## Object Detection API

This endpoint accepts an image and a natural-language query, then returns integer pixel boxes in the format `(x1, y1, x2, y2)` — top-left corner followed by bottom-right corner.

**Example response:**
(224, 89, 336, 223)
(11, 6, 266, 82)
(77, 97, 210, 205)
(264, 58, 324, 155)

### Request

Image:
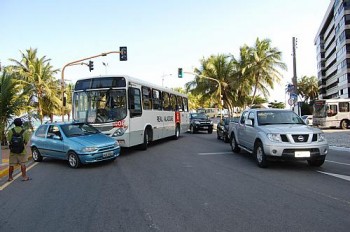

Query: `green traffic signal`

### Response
(178, 68, 183, 78)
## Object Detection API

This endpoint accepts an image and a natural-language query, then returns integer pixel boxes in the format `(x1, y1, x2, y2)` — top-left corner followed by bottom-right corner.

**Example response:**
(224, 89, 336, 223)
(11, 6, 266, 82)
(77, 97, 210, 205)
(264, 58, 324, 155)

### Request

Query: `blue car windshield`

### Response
(61, 123, 100, 137)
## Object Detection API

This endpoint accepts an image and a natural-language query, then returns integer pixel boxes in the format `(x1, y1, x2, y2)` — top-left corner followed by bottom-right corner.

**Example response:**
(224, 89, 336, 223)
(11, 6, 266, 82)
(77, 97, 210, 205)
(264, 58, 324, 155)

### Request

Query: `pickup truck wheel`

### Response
(230, 134, 240, 153)
(224, 135, 229, 143)
(217, 132, 221, 140)
(255, 142, 268, 168)
(307, 157, 325, 167)
(208, 128, 213, 134)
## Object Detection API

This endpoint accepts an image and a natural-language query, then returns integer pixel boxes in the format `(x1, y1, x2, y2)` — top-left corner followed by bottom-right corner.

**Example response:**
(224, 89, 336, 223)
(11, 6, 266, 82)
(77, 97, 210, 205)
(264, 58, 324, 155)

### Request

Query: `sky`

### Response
(0, 0, 331, 105)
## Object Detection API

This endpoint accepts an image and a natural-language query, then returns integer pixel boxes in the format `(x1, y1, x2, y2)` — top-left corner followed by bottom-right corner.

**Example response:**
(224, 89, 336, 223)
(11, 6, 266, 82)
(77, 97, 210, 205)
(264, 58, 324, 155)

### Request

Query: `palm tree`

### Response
(185, 54, 237, 114)
(230, 45, 254, 109)
(248, 38, 287, 106)
(9, 48, 60, 124)
(0, 69, 29, 145)
(297, 75, 318, 102)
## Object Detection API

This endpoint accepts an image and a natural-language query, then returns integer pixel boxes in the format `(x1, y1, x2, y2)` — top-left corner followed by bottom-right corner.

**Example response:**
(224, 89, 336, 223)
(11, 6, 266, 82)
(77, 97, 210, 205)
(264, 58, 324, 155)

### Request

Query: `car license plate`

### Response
(295, 151, 310, 158)
(103, 151, 114, 158)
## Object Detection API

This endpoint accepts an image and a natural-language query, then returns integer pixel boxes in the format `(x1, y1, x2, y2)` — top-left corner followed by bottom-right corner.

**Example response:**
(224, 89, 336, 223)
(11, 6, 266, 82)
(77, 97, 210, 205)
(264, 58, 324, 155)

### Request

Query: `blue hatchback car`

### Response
(30, 122, 120, 168)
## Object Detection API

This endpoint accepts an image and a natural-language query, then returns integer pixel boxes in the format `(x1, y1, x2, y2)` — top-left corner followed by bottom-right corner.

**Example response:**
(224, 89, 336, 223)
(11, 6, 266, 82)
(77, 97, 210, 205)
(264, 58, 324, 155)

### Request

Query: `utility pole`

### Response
(292, 37, 298, 95)
(291, 37, 300, 115)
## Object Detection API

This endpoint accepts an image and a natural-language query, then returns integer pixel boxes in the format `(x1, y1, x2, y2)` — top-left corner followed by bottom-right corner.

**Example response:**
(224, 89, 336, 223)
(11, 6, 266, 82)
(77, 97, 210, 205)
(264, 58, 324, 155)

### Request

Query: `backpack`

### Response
(9, 128, 25, 154)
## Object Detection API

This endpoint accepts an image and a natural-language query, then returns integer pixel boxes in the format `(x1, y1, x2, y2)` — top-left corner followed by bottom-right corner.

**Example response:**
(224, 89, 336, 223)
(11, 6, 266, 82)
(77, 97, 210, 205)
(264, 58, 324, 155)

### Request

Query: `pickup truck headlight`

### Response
(210, 121, 213, 125)
(318, 133, 326, 142)
(194, 121, 200, 124)
(267, 133, 282, 142)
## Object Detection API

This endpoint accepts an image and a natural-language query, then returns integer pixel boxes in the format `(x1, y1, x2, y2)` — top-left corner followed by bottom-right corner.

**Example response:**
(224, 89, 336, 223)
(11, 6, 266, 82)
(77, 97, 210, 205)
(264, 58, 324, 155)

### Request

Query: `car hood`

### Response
(261, 124, 322, 134)
(69, 134, 115, 147)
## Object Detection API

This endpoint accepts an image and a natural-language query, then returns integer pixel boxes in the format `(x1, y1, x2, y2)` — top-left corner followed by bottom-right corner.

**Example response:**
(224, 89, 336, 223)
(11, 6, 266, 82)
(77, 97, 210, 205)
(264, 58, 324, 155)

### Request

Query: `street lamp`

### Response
(61, 50, 124, 122)
(161, 73, 172, 87)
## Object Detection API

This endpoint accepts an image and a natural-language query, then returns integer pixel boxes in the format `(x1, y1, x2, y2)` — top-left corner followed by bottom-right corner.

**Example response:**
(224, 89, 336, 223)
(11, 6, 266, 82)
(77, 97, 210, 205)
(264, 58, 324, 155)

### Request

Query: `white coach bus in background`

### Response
(313, 98, 350, 129)
(72, 75, 190, 150)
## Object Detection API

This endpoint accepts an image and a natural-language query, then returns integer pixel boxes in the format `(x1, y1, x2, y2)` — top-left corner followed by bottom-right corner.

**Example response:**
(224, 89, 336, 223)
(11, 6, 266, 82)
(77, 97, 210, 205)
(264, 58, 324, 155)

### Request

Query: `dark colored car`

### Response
(217, 117, 239, 142)
(30, 122, 120, 168)
(189, 113, 213, 134)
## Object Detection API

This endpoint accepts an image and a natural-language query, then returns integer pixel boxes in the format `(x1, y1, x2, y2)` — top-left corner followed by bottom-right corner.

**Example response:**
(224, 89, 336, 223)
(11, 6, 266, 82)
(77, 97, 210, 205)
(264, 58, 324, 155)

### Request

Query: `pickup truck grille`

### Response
(280, 134, 318, 143)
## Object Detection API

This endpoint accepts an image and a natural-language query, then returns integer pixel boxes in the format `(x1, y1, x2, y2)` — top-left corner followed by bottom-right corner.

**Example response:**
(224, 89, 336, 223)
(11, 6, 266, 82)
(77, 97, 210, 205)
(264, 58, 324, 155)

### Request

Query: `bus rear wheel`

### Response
(173, 125, 180, 140)
(139, 129, 150, 150)
(340, 120, 349, 129)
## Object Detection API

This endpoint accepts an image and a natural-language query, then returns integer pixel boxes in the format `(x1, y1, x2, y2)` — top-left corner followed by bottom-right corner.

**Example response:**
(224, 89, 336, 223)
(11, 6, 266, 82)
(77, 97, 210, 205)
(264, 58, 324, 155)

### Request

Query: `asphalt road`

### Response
(0, 132, 349, 232)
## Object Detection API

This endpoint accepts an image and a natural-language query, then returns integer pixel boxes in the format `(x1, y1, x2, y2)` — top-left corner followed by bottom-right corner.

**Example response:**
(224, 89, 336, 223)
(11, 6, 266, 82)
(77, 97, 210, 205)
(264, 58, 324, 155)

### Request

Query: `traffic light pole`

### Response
(184, 71, 223, 120)
(61, 50, 122, 122)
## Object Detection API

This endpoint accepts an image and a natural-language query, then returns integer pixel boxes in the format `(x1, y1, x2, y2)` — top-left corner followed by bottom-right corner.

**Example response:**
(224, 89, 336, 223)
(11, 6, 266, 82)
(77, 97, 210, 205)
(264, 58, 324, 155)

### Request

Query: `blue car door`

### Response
(46, 125, 65, 159)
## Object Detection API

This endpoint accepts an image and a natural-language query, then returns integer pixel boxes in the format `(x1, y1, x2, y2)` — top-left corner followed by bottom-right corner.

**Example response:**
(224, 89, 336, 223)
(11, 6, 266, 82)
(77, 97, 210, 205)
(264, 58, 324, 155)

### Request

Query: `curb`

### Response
(0, 158, 33, 180)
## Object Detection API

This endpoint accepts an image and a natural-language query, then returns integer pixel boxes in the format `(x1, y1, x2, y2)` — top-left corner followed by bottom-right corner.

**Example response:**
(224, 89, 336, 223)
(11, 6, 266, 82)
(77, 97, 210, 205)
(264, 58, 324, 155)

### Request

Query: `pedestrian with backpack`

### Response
(7, 118, 31, 182)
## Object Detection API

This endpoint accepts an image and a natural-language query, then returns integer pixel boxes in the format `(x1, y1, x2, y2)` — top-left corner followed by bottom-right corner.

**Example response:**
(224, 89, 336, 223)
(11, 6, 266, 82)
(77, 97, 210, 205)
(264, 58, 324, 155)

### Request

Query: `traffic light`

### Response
(178, 68, 183, 78)
(88, 60, 94, 72)
(120, 46, 127, 61)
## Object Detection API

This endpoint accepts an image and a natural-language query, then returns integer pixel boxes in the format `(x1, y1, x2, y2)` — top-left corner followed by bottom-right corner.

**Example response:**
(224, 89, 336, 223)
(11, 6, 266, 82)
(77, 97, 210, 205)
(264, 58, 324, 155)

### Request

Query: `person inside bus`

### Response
(327, 107, 336, 117)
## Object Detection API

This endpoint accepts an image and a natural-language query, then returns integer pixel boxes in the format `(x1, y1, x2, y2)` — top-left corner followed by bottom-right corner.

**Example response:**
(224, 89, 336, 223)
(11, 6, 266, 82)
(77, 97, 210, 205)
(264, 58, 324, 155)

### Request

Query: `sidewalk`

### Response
(0, 145, 32, 179)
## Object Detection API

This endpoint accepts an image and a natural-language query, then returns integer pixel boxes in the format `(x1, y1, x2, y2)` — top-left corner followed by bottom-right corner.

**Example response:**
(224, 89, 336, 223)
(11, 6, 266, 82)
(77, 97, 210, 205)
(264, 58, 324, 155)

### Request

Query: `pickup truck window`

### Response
(240, 111, 248, 124)
(257, 111, 304, 125)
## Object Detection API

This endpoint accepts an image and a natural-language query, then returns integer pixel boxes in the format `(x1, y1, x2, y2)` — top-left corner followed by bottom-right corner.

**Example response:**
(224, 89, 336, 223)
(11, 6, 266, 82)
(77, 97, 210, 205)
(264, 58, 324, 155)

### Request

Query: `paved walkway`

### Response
(0, 145, 32, 180)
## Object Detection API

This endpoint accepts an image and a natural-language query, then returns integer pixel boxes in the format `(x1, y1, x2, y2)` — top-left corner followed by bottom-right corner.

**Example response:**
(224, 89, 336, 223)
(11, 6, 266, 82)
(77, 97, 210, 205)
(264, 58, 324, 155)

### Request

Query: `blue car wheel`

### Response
(68, 152, 81, 168)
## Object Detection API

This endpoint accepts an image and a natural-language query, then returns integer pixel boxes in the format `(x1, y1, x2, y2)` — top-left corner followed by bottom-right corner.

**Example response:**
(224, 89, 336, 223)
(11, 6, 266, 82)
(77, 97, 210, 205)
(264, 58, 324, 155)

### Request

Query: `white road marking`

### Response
(317, 171, 350, 182)
(0, 162, 38, 191)
(198, 152, 233, 155)
(325, 160, 350, 166)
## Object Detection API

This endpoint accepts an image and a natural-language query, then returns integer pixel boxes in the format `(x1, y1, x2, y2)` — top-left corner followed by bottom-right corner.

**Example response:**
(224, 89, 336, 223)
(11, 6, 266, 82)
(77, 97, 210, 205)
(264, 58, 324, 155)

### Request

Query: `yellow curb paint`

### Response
(0, 162, 38, 191)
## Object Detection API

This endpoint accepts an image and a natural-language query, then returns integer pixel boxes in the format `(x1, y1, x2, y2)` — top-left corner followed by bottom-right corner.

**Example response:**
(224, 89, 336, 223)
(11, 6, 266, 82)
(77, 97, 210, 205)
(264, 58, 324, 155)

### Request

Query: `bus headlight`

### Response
(114, 141, 120, 147)
(113, 128, 127, 137)
(318, 133, 326, 142)
(267, 133, 282, 142)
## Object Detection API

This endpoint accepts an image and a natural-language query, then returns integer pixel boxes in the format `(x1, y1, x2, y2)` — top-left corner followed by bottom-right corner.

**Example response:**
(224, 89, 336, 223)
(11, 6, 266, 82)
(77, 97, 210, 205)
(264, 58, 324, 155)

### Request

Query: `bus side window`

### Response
(183, 98, 189, 112)
(177, 96, 183, 111)
(170, 94, 176, 111)
(327, 105, 337, 117)
(152, 89, 162, 110)
(162, 92, 170, 111)
(128, 87, 142, 117)
(142, 86, 152, 110)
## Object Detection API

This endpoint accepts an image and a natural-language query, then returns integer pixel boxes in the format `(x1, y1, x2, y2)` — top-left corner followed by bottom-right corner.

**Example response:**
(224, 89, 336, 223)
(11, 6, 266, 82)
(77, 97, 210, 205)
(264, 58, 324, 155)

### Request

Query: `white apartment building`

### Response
(315, 0, 350, 99)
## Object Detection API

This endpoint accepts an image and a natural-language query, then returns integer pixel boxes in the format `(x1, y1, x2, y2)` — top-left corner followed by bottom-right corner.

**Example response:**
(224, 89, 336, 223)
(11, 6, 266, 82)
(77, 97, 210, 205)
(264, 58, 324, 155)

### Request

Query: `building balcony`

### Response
(324, 30, 335, 49)
(325, 52, 337, 67)
(325, 64, 338, 77)
(324, 18, 334, 40)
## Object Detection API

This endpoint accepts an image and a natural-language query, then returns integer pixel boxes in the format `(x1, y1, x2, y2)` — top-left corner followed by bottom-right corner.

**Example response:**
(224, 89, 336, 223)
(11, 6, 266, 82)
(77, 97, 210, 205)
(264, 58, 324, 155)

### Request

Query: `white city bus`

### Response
(313, 98, 350, 129)
(72, 75, 190, 149)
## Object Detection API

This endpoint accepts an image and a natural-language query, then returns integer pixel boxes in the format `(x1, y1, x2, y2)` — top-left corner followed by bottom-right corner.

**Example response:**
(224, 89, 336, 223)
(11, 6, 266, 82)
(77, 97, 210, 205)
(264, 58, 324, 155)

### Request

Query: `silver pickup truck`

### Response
(228, 109, 329, 168)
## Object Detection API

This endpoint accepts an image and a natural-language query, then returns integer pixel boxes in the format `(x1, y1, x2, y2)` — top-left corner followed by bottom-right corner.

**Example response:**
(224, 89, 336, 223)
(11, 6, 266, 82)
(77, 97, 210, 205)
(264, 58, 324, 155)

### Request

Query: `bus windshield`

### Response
(313, 100, 327, 118)
(73, 89, 127, 123)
